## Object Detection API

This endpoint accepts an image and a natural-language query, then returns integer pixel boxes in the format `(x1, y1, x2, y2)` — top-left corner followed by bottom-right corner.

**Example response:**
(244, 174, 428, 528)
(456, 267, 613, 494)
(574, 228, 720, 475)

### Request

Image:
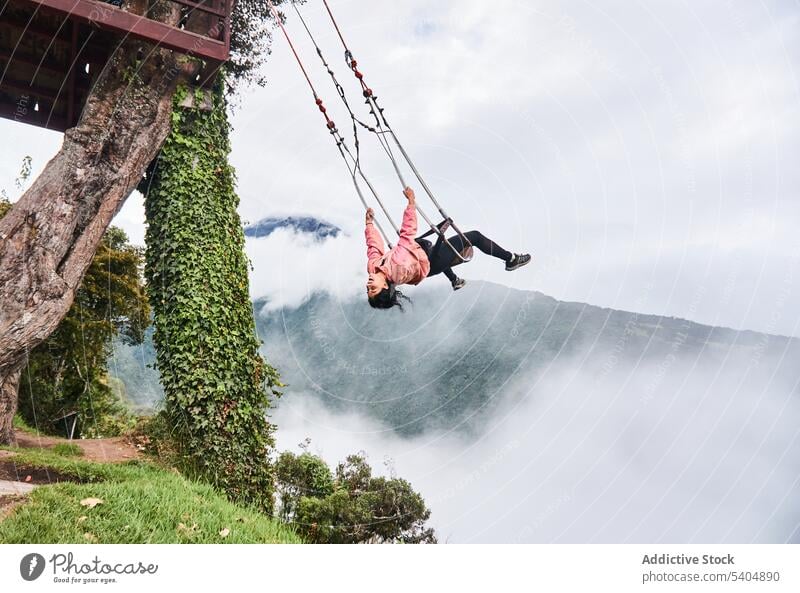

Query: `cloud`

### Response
(273, 345, 800, 543)
(246, 227, 365, 310)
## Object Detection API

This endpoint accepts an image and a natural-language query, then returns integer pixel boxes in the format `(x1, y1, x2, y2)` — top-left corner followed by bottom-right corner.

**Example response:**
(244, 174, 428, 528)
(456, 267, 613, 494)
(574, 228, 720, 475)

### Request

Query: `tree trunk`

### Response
(0, 4, 195, 444)
(0, 366, 22, 444)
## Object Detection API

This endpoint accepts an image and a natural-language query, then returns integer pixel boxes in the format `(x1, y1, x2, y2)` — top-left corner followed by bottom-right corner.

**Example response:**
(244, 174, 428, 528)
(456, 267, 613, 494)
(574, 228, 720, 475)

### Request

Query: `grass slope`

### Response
(0, 448, 300, 544)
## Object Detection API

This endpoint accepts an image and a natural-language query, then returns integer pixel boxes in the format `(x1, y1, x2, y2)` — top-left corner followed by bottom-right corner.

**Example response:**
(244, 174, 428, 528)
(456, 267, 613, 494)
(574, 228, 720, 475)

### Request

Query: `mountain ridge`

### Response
(110, 281, 800, 437)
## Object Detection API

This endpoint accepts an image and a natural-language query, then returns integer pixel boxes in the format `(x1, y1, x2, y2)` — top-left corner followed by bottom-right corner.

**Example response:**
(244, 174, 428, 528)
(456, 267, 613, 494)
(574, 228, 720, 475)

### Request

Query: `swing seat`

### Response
(417, 240, 472, 268)
(417, 219, 474, 267)
(418, 217, 474, 266)
(450, 245, 474, 267)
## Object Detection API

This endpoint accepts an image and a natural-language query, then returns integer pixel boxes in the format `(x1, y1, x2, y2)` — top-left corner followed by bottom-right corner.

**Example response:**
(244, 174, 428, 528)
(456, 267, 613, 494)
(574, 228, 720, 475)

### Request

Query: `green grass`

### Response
(12, 414, 37, 433)
(0, 449, 301, 544)
(51, 443, 83, 457)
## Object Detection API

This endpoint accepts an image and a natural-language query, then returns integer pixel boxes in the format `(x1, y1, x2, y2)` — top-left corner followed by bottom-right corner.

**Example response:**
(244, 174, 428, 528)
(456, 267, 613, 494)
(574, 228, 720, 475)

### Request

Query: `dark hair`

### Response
(368, 283, 410, 310)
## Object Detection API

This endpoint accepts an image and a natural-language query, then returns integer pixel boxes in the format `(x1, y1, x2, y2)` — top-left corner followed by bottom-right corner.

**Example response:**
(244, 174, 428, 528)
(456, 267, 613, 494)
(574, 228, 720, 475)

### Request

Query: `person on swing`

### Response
(366, 187, 531, 309)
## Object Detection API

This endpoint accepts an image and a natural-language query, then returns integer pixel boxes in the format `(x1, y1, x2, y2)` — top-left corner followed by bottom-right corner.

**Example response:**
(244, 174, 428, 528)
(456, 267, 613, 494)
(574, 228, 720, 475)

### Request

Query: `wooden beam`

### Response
(0, 48, 67, 76)
(67, 20, 78, 125)
(0, 67, 92, 95)
(171, 0, 226, 19)
(223, 0, 231, 48)
(0, 96, 69, 131)
(0, 45, 101, 79)
(1, 79, 61, 102)
(1, 13, 111, 60)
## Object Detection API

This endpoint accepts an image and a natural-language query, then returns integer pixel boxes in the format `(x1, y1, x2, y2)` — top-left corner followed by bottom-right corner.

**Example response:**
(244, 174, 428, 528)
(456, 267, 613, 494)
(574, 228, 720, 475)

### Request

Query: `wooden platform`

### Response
(0, 0, 231, 132)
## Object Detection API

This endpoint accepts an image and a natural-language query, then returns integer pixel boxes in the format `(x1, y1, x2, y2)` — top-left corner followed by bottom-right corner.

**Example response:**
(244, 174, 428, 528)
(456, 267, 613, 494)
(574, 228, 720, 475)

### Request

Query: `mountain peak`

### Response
(244, 216, 341, 240)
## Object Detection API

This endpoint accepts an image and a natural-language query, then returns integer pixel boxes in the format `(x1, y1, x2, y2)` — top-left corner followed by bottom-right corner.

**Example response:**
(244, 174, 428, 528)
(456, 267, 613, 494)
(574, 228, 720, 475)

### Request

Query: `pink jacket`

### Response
(366, 203, 430, 285)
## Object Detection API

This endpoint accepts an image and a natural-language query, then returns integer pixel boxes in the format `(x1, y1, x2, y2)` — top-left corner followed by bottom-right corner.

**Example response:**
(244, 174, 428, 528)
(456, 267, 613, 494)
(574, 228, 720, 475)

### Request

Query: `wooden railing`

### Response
(27, 0, 233, 62)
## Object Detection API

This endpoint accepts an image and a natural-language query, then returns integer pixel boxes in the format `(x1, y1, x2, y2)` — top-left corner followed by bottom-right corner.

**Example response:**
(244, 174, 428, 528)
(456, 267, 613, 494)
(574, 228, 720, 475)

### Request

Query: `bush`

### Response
(13, 227, 148, 438)
(275, 449, 436, 544)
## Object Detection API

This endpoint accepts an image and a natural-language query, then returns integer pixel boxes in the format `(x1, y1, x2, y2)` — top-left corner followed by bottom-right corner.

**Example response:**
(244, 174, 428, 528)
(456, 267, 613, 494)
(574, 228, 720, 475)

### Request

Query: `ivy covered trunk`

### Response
(0, 1, 190, 445)
(144, 77, 280, 513)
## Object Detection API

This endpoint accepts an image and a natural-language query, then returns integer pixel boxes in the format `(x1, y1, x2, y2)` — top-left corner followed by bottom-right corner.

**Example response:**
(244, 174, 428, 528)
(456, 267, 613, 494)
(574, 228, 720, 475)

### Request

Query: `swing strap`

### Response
(265, 0, 396, 246)
(288, 2, 462, 257)
(419, 217, 452, 240)
(290, 3, 378, 142)
(417, 224, 474, 269)
(319, 0, 472, 264)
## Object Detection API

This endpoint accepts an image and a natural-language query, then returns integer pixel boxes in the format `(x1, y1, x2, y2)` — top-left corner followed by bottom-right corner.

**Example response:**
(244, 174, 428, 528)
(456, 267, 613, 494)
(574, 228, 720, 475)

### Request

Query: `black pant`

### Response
(416, 230, 512, 283)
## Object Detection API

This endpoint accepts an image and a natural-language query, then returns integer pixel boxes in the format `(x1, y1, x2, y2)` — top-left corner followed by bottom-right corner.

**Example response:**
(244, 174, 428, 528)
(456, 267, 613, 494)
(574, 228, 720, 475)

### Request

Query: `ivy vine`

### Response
(143, 74, 281, 513)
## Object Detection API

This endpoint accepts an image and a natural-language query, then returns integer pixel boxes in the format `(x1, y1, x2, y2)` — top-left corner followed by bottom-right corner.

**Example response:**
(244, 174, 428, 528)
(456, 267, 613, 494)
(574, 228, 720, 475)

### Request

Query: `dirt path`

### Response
(0, 431, 142, 522)
(13, 429, 141, 463)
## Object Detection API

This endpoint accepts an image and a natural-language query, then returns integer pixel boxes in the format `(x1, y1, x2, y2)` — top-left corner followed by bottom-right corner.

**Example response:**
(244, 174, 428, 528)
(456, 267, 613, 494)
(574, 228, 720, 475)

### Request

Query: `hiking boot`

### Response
(505, 253, 531, 271)
(452, 277, 466, 291)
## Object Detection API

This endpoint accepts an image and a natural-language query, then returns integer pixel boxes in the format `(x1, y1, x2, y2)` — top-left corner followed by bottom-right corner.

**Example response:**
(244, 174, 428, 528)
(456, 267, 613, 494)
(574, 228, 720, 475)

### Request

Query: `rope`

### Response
(291, 3, 375, 138)
(336, 132, 397, 242)
(318, 0, 472, 263)
(265, 0, 396, 244)
(266, 0, 334, 130)
(291, 3, 406, 191)
(321, 0, 351, 52)
(288, 3, 405, 240)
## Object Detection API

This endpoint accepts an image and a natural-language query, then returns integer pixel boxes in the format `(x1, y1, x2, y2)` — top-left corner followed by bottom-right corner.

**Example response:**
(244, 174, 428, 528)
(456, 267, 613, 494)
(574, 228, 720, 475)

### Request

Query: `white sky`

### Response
(2, 0, 798, 337)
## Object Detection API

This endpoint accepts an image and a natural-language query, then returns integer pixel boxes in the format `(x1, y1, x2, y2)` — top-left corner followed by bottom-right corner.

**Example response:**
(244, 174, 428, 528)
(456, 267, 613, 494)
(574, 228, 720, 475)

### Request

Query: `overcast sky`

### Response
(2, 0, 798, 337)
